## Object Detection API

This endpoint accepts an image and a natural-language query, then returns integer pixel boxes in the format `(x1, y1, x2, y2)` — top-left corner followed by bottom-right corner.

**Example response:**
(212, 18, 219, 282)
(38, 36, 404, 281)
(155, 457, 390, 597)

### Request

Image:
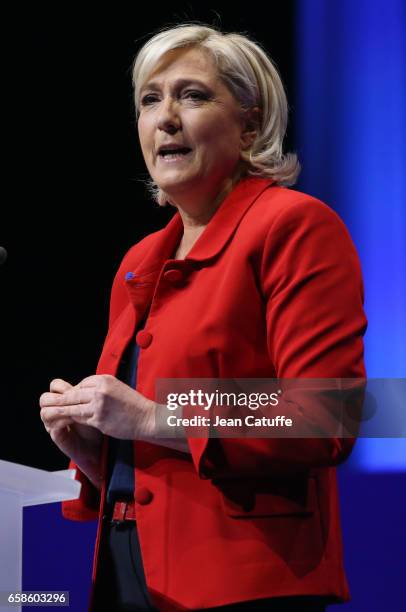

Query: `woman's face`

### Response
(138, 47, 249, 205)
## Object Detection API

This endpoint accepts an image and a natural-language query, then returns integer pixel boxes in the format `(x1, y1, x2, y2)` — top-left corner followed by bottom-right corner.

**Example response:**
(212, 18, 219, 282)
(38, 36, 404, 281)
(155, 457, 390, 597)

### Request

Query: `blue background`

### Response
(297, 2, 406, 609)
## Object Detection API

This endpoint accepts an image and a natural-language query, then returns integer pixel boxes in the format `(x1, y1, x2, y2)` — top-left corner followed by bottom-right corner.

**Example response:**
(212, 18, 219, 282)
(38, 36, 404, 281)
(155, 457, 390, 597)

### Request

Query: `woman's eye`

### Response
(183, 90, 208, 101)
(140, 94, 159, 106)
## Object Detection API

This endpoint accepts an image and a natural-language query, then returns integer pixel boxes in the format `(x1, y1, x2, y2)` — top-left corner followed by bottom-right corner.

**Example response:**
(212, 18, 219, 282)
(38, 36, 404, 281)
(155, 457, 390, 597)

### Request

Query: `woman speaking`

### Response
(40, 24, 367, 612)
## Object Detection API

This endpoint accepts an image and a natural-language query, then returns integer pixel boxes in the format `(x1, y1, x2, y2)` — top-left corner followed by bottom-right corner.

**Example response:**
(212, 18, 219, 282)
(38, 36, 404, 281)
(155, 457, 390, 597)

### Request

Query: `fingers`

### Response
(41, 375, 115, 437)
(40, 388, 94, 409)
(60, 404, 95, 422)
(49, 378, 73, 393)
(46, 417, 74, 433)
(40, 406, 74, 434)
(41, 404, 94, 425)
(39, 406, 73, 425)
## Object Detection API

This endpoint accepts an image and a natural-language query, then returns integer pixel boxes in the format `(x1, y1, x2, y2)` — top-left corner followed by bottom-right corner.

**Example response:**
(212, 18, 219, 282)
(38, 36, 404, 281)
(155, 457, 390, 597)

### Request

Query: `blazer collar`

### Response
(187, 177, 274, 261)
(133, 177, 274, 275)
(124, 177, 274, 319)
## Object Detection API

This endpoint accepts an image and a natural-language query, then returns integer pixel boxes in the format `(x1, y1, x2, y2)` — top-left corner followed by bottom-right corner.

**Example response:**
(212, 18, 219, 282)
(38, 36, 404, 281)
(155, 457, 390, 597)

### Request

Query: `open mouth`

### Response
(158, 147, 192, 160)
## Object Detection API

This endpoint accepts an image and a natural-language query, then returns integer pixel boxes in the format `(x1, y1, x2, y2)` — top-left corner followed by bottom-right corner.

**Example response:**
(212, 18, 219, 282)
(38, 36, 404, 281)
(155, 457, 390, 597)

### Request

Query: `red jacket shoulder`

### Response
(254, 185, 349, 231)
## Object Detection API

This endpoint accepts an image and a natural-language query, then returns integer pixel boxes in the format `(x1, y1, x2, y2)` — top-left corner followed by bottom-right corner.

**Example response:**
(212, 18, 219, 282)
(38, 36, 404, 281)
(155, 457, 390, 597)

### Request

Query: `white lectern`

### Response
(0, 460, 81, 611)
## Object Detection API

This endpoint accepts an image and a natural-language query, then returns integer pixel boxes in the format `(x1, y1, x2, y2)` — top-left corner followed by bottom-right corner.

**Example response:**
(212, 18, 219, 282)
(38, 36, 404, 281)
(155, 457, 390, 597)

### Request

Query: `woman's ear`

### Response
(240, 106, 261, 151)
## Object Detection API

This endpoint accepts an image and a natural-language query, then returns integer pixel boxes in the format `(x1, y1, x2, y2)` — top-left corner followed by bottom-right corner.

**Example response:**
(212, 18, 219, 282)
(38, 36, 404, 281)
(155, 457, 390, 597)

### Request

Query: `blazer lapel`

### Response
(125, 178, 273, 321)
(186, 178, 274, 262)
(124, 212, 183, 321)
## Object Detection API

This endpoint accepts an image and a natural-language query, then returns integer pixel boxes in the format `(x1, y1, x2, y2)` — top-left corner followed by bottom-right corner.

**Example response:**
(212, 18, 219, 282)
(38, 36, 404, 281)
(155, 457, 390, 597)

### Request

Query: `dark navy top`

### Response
(106, 339, 140, 504)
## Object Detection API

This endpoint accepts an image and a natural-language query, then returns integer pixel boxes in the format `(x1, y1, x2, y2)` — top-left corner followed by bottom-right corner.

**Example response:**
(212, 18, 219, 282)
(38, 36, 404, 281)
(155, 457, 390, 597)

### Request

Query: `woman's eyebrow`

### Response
(141, 78, 212, 93)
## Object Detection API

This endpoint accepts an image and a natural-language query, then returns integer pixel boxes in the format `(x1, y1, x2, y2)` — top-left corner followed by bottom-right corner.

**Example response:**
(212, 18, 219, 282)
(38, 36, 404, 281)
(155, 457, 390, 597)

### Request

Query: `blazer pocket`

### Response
(217, 475, 317, 518)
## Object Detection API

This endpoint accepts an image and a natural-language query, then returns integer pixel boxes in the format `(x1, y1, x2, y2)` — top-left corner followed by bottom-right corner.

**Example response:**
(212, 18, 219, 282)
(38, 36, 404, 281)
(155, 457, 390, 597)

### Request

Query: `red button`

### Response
(135, 487, 153, 505)
(136, 330, 152, 348)
(163, 269, 183, 282)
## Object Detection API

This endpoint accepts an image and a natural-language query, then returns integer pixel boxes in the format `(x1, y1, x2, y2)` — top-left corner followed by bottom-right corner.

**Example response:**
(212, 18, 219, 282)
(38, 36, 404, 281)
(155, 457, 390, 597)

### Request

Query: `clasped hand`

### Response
(40, 376, 188, 486)
(40, 375, 156, 440)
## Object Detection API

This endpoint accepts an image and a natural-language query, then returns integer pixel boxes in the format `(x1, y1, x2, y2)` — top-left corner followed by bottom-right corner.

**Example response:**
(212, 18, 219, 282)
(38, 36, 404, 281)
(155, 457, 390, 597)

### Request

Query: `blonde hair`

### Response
(132, 24, 300, 205)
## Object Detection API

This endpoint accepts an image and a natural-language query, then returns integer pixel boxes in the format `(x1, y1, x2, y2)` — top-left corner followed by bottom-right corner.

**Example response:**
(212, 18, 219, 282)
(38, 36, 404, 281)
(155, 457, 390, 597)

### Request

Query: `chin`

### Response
(154, 176, 196, 197)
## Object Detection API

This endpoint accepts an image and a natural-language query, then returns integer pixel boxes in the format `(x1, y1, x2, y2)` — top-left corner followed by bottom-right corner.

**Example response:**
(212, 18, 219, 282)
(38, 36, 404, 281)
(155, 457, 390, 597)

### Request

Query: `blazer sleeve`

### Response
(61, 460, 101, 522)
(188, 197, 368, 478)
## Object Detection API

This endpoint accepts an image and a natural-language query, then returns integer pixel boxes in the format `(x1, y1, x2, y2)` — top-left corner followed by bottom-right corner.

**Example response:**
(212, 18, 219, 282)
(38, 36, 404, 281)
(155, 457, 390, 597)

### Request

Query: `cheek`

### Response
(137, 119, 151, 154)
(201, 132, 241, 165)
(196, 116, 242, 158)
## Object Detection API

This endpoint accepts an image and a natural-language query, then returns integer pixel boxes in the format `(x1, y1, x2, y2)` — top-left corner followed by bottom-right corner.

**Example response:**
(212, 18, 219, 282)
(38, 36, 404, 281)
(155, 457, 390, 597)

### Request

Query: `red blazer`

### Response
(62, 178, 367, 610)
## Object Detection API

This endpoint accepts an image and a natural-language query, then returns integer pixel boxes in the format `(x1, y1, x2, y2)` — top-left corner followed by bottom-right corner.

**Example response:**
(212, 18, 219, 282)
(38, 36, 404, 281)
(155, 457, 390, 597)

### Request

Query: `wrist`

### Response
(78, 457, 103, 491)
(138, 397, 158, 441)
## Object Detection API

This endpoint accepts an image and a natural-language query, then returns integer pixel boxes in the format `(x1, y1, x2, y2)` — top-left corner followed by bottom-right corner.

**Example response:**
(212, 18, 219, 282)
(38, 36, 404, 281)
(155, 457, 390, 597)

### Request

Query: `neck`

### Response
(171, 175, 240, 260)
(168, 167, 246, 259)
(170, 166, 244, 227)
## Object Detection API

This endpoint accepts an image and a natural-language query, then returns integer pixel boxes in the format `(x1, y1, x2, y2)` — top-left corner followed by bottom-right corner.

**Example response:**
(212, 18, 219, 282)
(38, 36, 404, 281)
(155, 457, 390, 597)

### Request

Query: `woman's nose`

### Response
(157, 98, 181, 134)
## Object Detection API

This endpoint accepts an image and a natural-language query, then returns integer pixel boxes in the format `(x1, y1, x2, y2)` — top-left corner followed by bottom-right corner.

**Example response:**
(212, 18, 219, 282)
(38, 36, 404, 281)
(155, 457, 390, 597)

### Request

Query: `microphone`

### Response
(0, 246, 7, 266)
